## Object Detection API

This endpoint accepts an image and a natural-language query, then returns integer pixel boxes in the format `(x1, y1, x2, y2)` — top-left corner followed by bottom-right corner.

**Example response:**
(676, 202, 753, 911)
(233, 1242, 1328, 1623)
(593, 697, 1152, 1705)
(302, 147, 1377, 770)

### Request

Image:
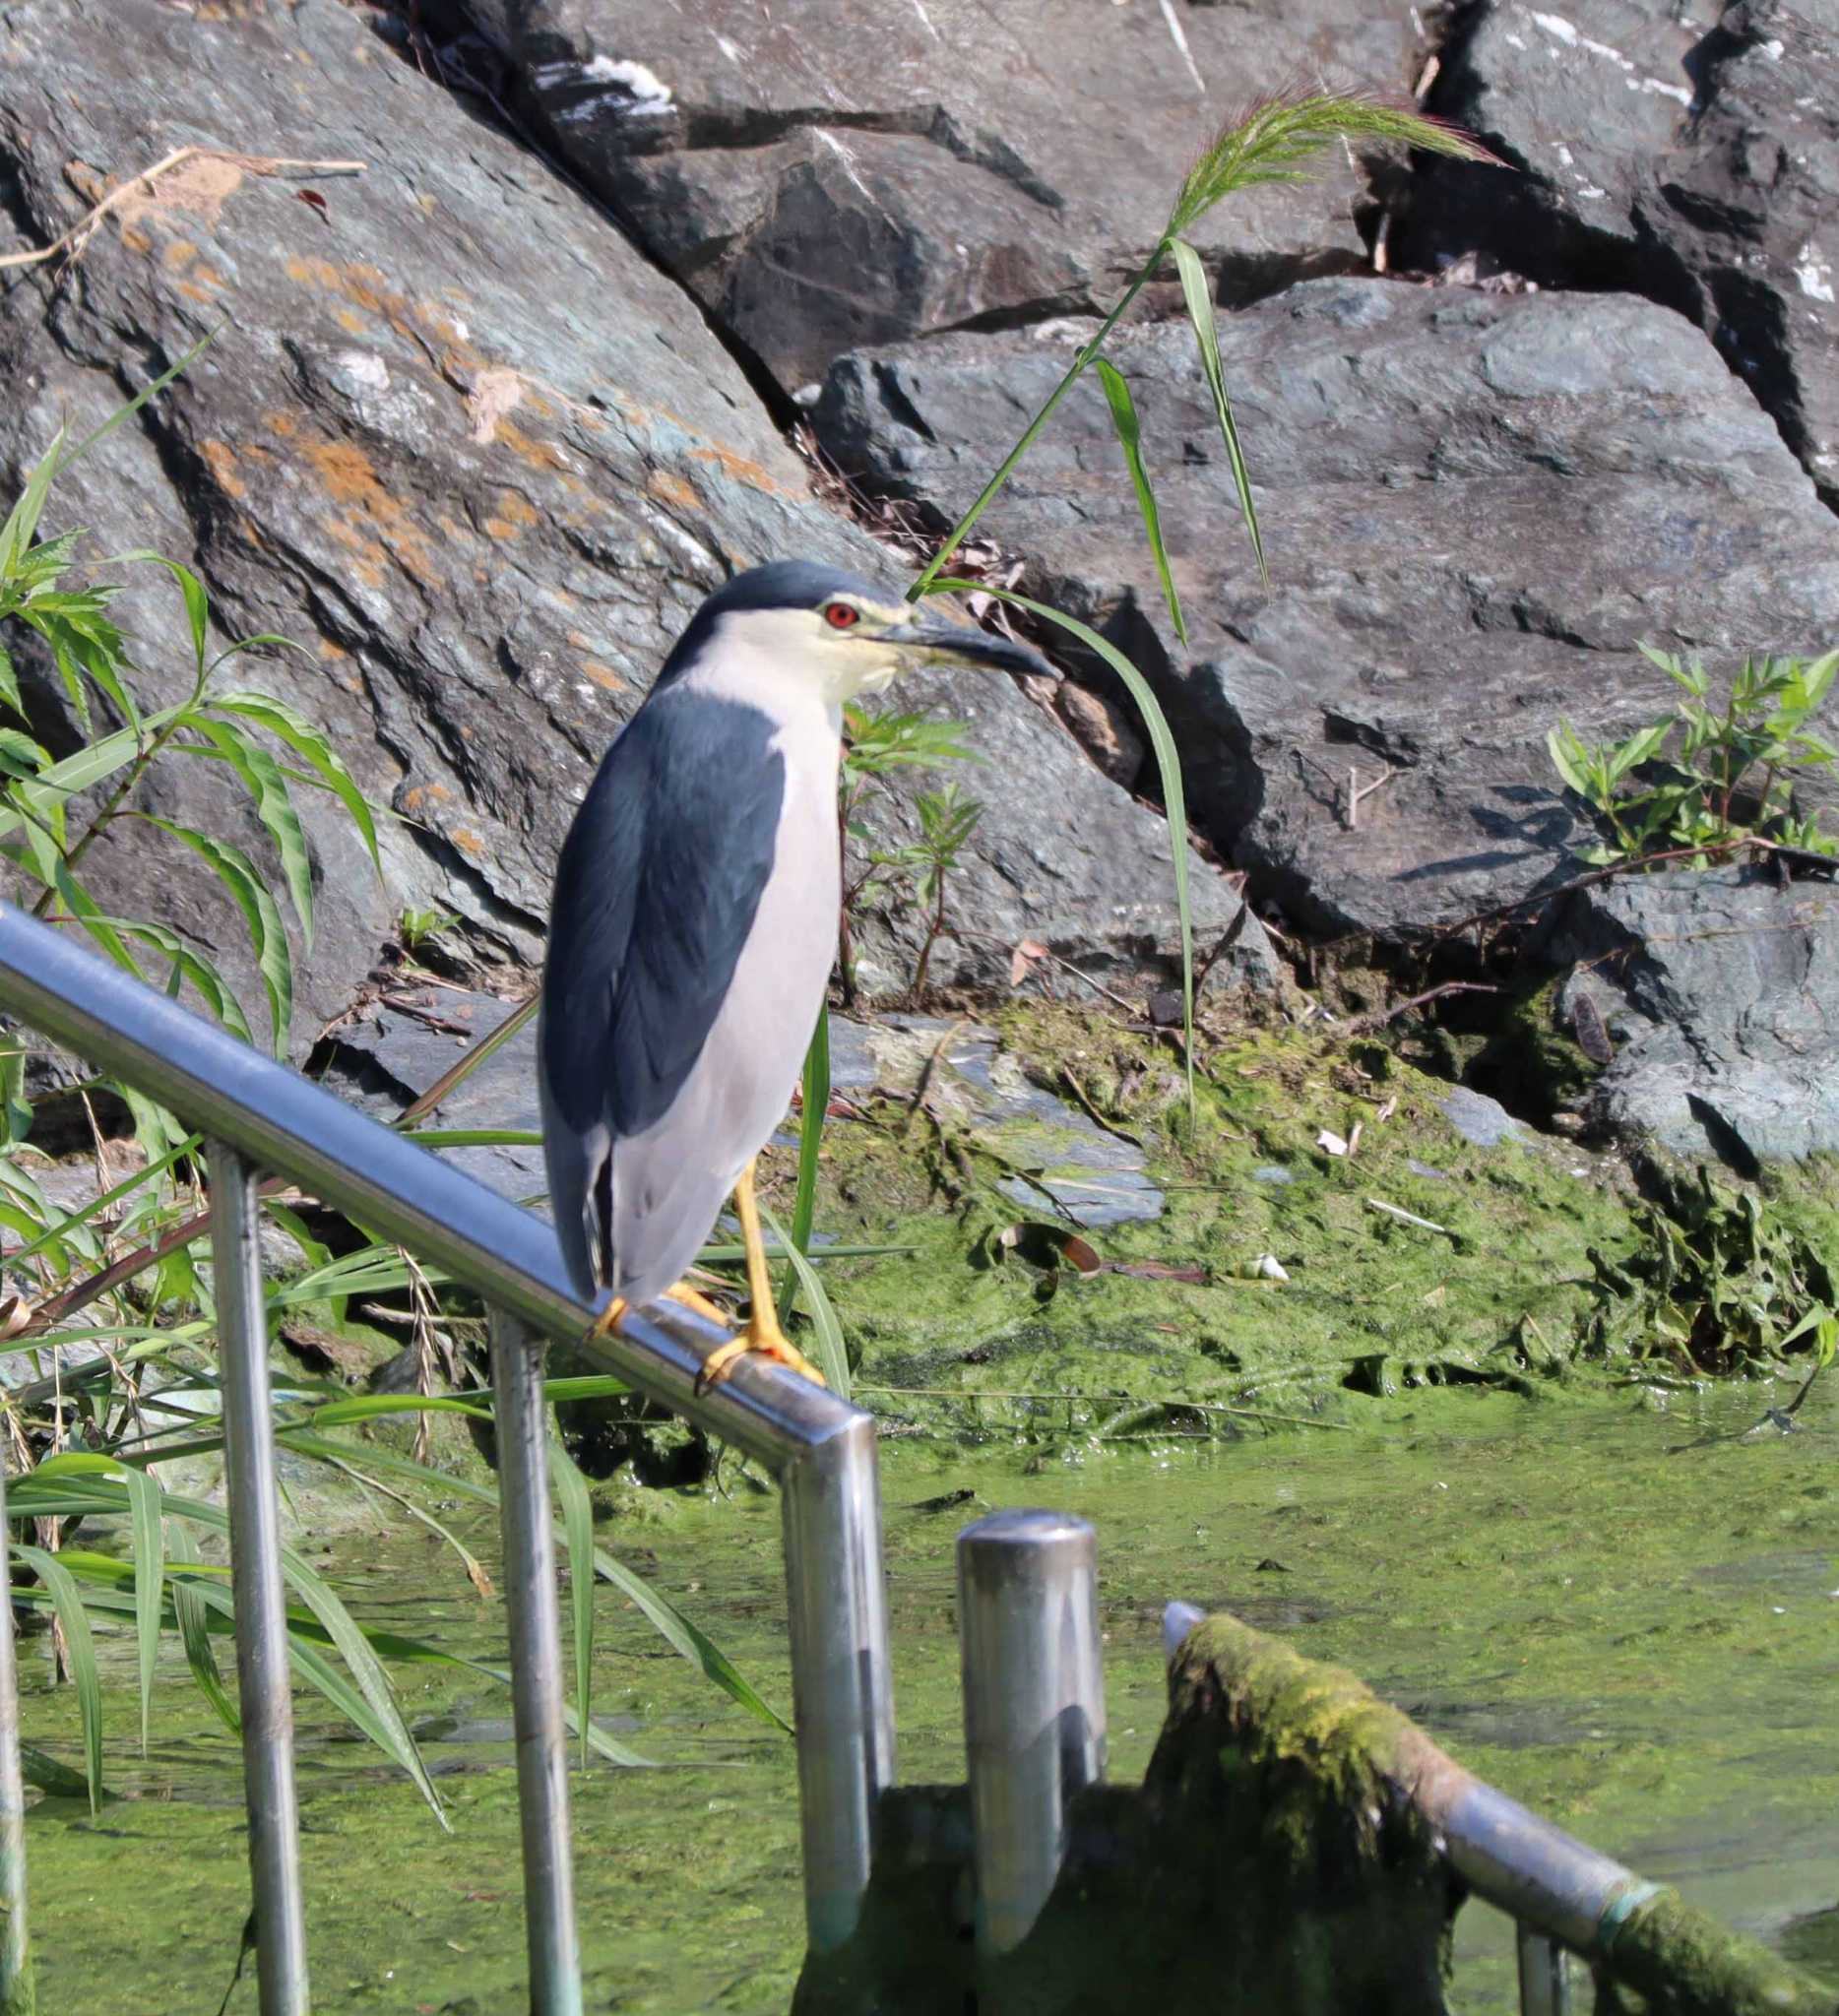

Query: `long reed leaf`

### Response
(934, 582, 1196, 1109)
(15, 1544, 103, 1811)
(547, 1439, 596, 1771)
(1170, 239, 1265, 588)
(779, 1012, 830, 1324)
(1095, 359, 1186, 642)
(759, 1199, 849, 1398)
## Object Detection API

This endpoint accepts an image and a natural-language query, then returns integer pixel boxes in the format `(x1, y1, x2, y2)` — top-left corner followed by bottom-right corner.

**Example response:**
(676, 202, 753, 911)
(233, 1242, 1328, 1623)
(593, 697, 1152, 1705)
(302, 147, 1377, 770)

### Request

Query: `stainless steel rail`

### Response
(0, 903, 896, 2006)
(210, 1144, 311, 2016)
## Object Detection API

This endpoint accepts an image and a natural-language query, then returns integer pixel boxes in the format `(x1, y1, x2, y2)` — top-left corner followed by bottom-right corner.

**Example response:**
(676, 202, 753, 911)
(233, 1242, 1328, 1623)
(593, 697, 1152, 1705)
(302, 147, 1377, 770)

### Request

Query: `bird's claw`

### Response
(695, 1323, 828, 1397)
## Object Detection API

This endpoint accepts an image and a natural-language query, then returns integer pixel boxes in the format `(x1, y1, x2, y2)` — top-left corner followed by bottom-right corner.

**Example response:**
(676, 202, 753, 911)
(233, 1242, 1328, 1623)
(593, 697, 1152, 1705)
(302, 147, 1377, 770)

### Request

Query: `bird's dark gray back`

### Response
(539, 686, 787, 1143)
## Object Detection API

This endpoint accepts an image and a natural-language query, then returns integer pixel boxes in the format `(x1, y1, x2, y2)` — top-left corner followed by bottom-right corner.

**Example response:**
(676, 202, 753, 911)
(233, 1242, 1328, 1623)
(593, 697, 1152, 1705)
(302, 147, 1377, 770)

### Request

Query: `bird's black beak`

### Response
(896, 616, 1060, 680)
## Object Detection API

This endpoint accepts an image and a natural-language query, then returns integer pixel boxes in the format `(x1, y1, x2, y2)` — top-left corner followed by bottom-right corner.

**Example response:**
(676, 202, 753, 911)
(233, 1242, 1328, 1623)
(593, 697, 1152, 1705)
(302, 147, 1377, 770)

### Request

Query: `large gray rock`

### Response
(0, 0, 1226, 1053)
(443, 0, 1422, 393)
(1402, 0, 1839, 510)
(1553, 865, 1839, 1165)
(815, 279, 1839, 937)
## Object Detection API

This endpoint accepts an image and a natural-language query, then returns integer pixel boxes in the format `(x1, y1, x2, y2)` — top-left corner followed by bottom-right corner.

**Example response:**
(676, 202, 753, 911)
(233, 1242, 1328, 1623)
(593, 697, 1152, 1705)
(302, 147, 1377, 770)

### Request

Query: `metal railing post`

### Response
(488, 1312, 583, 2016)
(1517, 1922, 1574, 2015)
(208, 1142, 309, 2016)
(781, 1412, 896, 1953)
(0, 1446, 30, 2016)
(957, 1510, 1106, 1962)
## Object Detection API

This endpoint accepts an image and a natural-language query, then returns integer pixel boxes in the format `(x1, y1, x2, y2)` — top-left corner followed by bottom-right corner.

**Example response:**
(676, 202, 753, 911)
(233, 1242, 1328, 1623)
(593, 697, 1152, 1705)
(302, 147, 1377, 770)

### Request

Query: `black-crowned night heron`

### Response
(539, 560, 1050, 1390)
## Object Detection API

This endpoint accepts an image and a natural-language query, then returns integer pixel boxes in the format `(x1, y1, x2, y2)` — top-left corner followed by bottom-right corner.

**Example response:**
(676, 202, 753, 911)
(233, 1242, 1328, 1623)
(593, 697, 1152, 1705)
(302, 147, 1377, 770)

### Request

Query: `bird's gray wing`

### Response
(539, 689, 786, 1297)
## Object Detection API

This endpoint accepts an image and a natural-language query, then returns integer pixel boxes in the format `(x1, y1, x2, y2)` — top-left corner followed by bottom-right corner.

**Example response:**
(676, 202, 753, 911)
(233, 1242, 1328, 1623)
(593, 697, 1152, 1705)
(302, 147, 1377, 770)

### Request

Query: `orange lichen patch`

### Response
(162, 238, 199, 272)
(114, 152, 248, 232)
(266, 410, 298, 439)
(566, 628, 592, 650)
(686, 442, 794, 498)
(315, 639, 349, 662)
(400, 782, 456, 816)
(335, 307, 367, 336)
(583, 661, 626, 692)
(648, 469, 701, 514)
(435, 514, 471, 546)
(118, 223, 152, 256)
(496, 419, 571, 478)
(200, 441, 247, 502)
(301, 436, 442, 589)
(482, 488, 539, 540)
(286, 253, 341, 290)
(449, 826, 488, 860)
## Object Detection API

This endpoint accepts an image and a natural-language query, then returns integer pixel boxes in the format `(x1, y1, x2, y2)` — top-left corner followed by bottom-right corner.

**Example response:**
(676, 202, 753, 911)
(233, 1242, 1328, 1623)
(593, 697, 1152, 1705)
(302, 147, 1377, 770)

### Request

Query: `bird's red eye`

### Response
(824, 601, 860, 630)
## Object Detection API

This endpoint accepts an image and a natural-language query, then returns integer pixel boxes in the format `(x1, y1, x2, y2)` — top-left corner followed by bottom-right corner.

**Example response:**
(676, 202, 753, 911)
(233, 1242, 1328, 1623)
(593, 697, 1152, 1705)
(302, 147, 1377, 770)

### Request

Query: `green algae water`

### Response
(17, 1380, 1837, 2012)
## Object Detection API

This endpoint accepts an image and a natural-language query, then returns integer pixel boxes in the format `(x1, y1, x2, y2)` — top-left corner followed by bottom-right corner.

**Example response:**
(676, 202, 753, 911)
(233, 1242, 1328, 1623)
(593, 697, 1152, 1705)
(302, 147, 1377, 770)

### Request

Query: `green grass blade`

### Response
(1170, 239, 1265, 588)
(910, 271, 1155, 598)
(759, 1199, 849, 1398)
(15, 1544, 103, 1811)
(1095, 358, 1186, 643)
(3, 1130, 198, 1273)
(170, 1533, 240, 1737)
(0, 425, 68, 576)
(935, 581, 1196, 1112)
(547, 1439, 596, 1771)
(61, 334, 216, 477)
(779, 1012, 830, 1325)
(115, 1463, 164, 1752)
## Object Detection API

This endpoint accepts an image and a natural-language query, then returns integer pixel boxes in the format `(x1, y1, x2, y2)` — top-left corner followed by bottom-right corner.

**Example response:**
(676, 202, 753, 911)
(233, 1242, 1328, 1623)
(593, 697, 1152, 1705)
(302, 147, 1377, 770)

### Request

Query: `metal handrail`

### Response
(0, 901, 896, 2008)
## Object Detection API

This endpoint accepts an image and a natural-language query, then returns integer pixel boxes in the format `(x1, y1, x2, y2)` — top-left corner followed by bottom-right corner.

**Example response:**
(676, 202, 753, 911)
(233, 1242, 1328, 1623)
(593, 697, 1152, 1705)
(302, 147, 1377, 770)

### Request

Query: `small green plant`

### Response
(1549, 646, 1838, 869)
(875, 781, 984, 1000)
(1579, 1166, 1836, 1378)
(836, 701, 980, 1001)
(400, 905, 461, 953)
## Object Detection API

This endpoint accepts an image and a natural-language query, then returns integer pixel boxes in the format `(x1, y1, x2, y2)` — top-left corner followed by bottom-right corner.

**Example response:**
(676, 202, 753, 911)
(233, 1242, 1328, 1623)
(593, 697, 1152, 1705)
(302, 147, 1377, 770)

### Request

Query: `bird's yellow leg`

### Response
(590, 1283, 733, 1339)
(694, 1159, 827, 1395)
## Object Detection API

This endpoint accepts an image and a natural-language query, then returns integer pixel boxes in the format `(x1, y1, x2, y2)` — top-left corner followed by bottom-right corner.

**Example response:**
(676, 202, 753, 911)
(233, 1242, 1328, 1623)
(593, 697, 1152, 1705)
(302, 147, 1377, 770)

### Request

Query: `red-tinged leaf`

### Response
(297, 189, 331, 223)
(1010, 936, 1049, 987)
(1061, 1234, 1103, 1276)
(1100, 1260, 1210, 1284)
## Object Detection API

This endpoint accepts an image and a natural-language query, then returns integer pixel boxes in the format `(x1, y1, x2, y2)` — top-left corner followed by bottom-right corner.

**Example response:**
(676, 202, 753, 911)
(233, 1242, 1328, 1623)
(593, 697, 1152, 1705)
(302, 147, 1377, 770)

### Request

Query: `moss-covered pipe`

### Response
(1168, 1614, 1837, 2016)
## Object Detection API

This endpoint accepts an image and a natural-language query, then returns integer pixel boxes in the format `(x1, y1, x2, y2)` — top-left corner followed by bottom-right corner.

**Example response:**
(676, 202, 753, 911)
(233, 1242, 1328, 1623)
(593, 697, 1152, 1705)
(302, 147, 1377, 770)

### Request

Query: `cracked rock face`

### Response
(0, 0, 1234, 1050)
(1554, 867, 1839, 1163)
(446, 0, 1421, 392)
(815, 279, 1839, 939)
(1403, 0, 1839, 512)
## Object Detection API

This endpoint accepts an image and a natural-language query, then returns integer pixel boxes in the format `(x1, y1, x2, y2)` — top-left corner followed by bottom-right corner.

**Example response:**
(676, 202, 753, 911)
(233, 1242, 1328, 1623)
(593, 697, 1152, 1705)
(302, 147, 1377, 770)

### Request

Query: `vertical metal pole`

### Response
(1517, 1922, 1573, 2015)
(957, 1510, 1106, 1960)
(488, 1311, 582, 2016)
(0, 1446, 31, 2015)
(781, 1414, 896, 1954)
(209, 1142, 309, 2016)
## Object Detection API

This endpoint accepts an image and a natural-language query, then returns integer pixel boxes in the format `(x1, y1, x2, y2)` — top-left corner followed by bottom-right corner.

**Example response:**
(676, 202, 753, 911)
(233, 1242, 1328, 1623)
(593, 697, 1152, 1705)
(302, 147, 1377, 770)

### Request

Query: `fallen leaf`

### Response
(1010, 937, 1049, 987)
(1316, 1128, 1349, 1157)
(1572, 991, 1615, 1064)
(1346, 1119, 1363, 1159)
(1061, 1234, 1103, 1276)
(296, 188, 331, 223)
(1374, 1096, 1398, 1123)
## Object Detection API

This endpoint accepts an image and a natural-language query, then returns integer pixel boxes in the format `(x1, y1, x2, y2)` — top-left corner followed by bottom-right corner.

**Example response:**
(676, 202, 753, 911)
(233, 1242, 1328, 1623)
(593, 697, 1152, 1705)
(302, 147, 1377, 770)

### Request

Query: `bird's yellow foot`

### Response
(694, 1309, 827, 1396)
